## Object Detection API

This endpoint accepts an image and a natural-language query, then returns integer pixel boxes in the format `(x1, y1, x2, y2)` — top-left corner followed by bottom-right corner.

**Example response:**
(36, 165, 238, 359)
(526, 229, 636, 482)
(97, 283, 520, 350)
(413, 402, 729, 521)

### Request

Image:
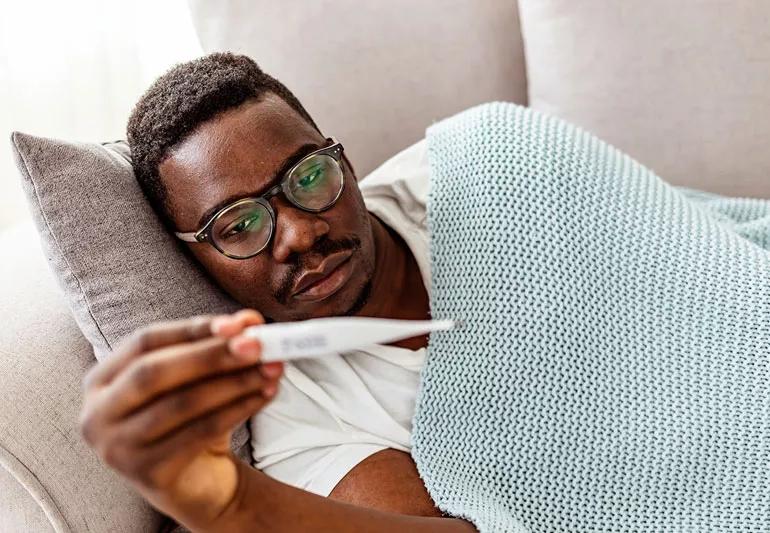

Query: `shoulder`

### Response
(359, 138, 430, 225)
(359, 139, 429, 196)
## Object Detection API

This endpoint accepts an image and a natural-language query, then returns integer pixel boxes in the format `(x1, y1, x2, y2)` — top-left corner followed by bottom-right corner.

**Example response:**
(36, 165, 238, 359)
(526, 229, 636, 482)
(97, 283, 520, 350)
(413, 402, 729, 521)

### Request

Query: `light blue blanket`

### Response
(411, 103, 770, 532)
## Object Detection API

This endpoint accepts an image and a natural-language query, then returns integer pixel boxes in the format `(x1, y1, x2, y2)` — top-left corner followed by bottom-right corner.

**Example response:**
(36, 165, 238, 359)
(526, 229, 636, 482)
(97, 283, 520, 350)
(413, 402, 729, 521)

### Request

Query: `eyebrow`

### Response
(196, 142, 323, 229)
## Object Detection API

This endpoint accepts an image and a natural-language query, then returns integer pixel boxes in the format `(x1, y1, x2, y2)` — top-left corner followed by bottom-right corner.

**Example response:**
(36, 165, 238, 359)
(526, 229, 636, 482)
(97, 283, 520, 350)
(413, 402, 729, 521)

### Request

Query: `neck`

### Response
(355, 214, 430, 348)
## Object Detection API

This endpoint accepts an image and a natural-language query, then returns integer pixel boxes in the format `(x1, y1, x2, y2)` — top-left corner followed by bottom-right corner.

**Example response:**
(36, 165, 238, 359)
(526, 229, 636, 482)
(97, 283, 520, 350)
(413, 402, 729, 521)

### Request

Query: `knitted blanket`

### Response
(412, 103, 770, 532)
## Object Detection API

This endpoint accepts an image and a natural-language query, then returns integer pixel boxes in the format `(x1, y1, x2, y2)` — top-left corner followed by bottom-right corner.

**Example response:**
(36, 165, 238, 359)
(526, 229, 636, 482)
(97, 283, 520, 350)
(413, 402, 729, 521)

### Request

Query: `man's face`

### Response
(158, 93, 376, 322)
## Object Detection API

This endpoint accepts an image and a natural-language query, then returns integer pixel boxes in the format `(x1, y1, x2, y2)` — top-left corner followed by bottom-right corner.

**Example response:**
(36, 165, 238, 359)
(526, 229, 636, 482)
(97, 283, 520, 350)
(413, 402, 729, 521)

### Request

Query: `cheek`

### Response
(190, 246, 273, 303)
(336, 184, 376, 269)
(333, 179, 370, 229)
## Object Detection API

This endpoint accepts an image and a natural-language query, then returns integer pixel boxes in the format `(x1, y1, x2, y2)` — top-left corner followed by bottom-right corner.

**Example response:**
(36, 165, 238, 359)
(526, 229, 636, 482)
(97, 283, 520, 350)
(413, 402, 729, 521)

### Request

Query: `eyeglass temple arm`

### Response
(175, 231, 199, 243)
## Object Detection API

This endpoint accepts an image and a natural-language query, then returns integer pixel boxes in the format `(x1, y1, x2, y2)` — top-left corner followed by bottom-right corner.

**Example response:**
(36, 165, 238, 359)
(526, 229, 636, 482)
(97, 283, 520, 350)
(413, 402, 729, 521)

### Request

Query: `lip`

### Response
(291, 250, 354, 302)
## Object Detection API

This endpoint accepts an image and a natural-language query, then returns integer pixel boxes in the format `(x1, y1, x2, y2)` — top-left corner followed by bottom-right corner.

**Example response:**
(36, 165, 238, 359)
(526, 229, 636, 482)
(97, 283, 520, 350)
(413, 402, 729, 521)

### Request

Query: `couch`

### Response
(2, 1, 769, 531)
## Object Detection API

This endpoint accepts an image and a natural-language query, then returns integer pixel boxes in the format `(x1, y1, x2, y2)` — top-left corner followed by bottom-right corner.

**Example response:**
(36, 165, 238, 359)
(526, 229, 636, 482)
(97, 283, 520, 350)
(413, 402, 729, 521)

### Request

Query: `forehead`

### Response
(159, 93, 324, 229)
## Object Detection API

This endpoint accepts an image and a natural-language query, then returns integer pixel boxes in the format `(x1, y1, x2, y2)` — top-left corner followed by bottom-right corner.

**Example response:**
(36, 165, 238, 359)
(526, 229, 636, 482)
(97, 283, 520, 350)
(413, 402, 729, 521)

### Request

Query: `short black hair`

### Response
(127, 52, 320, 228)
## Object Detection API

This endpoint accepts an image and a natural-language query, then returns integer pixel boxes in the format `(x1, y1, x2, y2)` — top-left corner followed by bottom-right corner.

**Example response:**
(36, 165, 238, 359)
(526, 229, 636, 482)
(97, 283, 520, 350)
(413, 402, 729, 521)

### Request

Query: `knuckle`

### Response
(244, 369, 263, 388)
(204, 334, 228, 350)
(230, 369, 262, 391)
(169, 391, 193, 414)
(127, 325, 155, 354)
(139, 408, 163, 431)
(100, 440, 128, 469)
(252, 394, 265, 406)
(234, 370, 254, 387)
(249, 394, 266, 408)
(128, 360, 157, 390)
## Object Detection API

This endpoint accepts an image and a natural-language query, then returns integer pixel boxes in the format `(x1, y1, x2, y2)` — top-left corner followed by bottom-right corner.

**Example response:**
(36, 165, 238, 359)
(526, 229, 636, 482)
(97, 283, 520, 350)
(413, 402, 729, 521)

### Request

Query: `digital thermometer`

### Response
(243, 317, 456, 362)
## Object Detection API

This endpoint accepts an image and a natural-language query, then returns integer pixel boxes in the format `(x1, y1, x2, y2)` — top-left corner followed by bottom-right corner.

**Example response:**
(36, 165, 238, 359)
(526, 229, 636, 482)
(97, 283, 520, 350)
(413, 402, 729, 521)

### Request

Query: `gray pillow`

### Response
(10, 132, 249, 455)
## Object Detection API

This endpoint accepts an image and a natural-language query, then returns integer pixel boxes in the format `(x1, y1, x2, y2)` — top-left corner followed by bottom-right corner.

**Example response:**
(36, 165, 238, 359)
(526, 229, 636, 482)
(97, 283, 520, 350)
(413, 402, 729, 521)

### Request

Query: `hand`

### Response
(79, 309, 282, 528)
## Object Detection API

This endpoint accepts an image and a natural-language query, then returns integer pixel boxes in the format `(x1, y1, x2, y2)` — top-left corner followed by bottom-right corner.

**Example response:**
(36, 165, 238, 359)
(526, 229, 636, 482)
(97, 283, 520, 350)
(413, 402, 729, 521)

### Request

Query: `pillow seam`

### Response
(12, 136, 112, 353)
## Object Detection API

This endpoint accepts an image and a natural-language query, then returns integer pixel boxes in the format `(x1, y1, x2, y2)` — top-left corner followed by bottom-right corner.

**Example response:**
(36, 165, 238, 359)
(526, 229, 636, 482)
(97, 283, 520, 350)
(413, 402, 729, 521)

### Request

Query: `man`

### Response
(79, 53, 475, 532)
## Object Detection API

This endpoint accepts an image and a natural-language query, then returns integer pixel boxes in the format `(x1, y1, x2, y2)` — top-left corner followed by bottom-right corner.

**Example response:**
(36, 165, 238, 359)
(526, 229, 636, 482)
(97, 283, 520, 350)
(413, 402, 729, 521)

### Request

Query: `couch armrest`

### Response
(0, 222, 163, 533)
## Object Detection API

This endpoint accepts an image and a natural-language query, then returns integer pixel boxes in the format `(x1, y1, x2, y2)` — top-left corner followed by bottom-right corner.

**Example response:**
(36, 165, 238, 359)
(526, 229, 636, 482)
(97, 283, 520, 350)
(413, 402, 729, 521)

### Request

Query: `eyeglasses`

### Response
(175, 138, 345, 259)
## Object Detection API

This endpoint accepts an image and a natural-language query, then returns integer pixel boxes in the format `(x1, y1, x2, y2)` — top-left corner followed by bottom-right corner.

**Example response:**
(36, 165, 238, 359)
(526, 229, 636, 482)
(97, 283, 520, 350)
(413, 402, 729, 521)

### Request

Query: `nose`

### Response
(269, 195, 330, 263)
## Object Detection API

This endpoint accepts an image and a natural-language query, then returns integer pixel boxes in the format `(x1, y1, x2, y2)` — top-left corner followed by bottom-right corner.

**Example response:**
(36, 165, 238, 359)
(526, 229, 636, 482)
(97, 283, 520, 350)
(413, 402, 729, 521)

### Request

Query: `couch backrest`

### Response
(519, 0, 770, 198)
(189, 1, 770, 199)
(187, 0, 528, 177)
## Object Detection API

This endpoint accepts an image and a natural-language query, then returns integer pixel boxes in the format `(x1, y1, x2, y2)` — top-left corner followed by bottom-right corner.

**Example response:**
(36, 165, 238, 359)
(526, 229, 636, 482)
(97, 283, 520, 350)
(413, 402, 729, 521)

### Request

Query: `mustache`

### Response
(275, 235, 362, 304)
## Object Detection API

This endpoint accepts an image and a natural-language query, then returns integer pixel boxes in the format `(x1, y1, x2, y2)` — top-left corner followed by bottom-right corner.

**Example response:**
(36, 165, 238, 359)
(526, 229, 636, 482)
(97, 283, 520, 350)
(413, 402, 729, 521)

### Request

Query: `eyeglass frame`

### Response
(174, 137, 345, 259)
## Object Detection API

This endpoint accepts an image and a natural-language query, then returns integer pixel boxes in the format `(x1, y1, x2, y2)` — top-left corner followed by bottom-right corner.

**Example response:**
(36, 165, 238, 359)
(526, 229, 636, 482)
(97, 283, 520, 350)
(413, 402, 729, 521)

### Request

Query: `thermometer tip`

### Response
(433, 318, 462, 331)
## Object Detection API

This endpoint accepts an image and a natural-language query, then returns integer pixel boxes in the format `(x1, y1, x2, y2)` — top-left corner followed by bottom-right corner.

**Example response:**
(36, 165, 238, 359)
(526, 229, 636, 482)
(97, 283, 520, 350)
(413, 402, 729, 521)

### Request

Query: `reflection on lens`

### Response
(287, 154, 344, 210)
(211, 200, 273, 258)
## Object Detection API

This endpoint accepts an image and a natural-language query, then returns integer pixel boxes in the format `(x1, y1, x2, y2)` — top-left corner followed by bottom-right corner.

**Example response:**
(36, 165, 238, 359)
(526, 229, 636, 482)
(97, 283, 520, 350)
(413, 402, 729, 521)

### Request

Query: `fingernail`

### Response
(261, 362, 283, 378)
(228, 337, 261, 361)
(263, 383, 277, 397)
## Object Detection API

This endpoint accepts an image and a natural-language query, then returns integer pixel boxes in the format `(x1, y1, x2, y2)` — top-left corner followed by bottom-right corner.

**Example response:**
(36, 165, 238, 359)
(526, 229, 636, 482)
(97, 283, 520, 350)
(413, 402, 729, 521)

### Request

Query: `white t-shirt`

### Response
(250, 139, 431, 496)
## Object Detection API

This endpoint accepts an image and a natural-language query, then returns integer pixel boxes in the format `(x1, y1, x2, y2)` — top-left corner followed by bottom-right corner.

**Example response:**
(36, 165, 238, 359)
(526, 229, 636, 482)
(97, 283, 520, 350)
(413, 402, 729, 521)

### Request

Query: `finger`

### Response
(259, 361, 284, 382)
(228, 335, 262, 360)
(102, 335, 262, 419)
(84, 315, 219, 390)
(118, 366, 267, 443)
(136, 392, 272, 482)
(211, 309, 265, 338)
(226, 310, 275, 359)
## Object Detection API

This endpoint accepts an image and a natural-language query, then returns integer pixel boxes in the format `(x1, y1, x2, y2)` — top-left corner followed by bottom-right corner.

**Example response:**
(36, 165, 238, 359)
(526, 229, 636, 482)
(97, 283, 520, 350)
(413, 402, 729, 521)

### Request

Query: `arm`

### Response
(163, 449, 474, 533)
(80, 310, 475, 533)
(210, 456, 476, 533)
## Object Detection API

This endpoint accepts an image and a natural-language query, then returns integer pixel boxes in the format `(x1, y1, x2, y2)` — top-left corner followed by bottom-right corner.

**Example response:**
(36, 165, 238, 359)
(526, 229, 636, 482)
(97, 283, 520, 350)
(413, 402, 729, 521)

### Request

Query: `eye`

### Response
(296, 163, 325, 189)
(223, 212, 262, 239)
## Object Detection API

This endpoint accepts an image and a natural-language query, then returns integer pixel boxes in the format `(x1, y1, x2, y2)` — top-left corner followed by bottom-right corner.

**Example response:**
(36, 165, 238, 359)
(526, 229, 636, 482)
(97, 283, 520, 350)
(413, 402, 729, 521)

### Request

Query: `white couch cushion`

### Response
(0, 222, 164, 533)
(519, 0, 770, 198)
